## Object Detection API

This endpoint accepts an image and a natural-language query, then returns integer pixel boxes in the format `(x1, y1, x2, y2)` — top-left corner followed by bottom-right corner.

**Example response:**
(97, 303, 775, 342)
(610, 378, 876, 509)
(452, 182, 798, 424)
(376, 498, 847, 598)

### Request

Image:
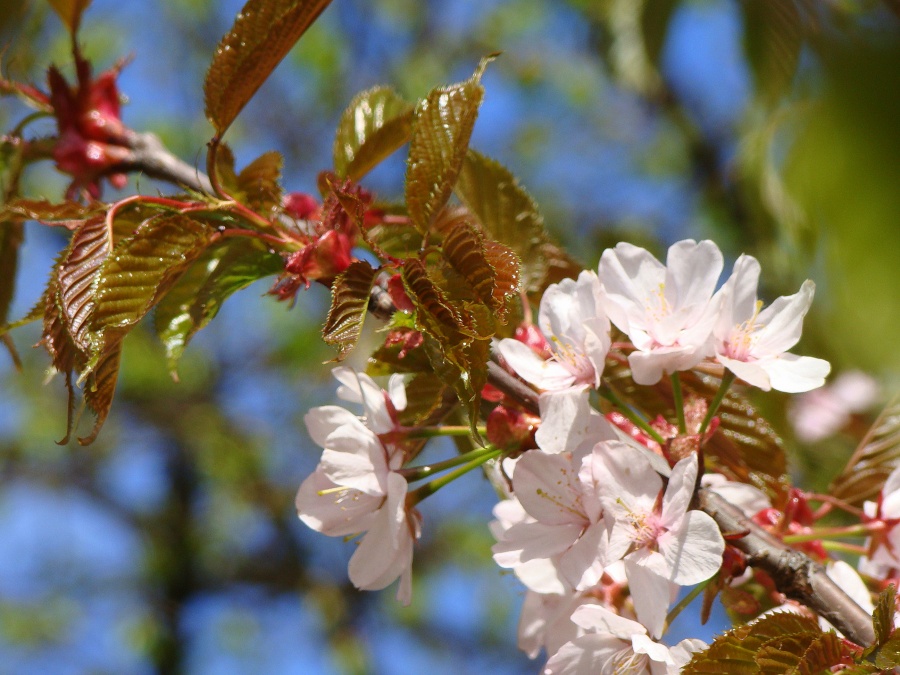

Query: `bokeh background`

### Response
(1, 0, 898, 672)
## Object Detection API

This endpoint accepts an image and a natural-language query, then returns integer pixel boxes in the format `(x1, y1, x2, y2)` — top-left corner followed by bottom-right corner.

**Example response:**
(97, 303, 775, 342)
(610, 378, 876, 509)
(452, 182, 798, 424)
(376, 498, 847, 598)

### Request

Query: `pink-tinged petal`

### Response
(320, 420, 389, 495)
(716, 353, 772, 390)
(514, 451, 589, 525)
(295, 470, 380, 536)
(754, 280, 815, 355)
(544, 633, 629, 675)
(558, 521, 608, 590)
(624, 559, 673, 639)
(347, 474, 415, 601)
(660, 454, 698, 530)
(659, 510, 724, 585)
(304, 406, 360, 447)
(714, 255, 761, 338)
(595, 441, 660, 515)
(536, 389, 615, 456)
(493, 520, 584, 567)
(761, 354, 831, 393)
(497, 338, 577, 390)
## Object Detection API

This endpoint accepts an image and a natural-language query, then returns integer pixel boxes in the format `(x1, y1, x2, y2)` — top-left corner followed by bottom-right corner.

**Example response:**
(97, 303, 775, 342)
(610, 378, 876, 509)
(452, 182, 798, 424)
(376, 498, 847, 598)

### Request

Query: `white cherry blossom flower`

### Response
(860, 464, 900, 580)
(598, 240, 723, 385)
(597, 446, 724, 637)
(296, 370, 419, 604)
(332, 366, 407, 433)
(492, 448, 611, 592)
(497, 271, 610, 392)
(543, 605, 705, 675)
(713, 254, 830, 393)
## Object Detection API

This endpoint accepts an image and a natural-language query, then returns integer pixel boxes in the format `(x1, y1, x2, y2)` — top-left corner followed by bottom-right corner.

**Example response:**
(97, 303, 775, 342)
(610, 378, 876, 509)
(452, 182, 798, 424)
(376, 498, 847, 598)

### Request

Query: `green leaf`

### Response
(86, 214, 215, 368)
(831, 398, 900, 506)
(757, 632, 844, 674)
(405, 57, 493, 233)
(454, 150, 550, 292)
(237, 151, 283, 215)
(740, 0, 803, 105)
(204, 0, 334, 134)
(322, 260, 379, 361)
(873, 633, 900, 669)
(873, 585, 897, 648)
(46, 0, 92, 33)
(334, 86, 414, 181)
(154, 238, 284, 375)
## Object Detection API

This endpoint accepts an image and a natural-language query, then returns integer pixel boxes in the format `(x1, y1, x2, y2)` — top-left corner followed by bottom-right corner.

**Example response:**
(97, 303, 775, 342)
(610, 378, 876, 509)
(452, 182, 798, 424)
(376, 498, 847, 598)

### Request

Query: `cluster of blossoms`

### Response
(295, 239, 900, 673)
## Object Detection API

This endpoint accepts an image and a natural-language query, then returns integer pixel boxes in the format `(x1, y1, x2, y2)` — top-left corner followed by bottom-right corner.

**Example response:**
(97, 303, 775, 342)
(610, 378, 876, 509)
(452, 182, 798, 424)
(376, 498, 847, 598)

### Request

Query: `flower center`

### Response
(725, 299, 765, 361)
(618, 499, 665, 549)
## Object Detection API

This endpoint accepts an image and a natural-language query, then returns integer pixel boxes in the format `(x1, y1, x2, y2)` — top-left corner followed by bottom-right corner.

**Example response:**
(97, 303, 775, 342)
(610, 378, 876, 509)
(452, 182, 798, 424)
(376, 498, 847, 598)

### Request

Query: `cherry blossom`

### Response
(543, 605, 705, 675)
(860, 464, 900, 580)
(597, 446, 724, 636)
(789, 370, 879, 442)
(497, 271, 610, 392)
(492, 447, 611, 592)
(598, 240, 723, 385)
(296, 370, 419, 604)
(713, 254, 831, 393)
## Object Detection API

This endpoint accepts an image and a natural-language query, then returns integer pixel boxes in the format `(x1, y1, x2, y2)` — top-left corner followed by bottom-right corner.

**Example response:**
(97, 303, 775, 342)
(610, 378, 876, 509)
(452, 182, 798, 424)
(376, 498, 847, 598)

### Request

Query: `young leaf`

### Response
(237, 151, 283, 215)
(78, 342, 122, 446)
(334, 86, 414, 181)
(873, 634, 900, 669)
(204, 0, 333, 134)
(1, 198, 103, 225)
(86, 214, 215, 364)
(322, 260, 379, 361)
(454, 149, 549, 292)
(46, 0, 93, 33)
(405, 57, 493, 233)
(756, 632, 844, 673)
(872, 585, 898, 648)
(401, 259, 471, 348)
(155, 238, 284, 375)
(831, 398, 900, 506)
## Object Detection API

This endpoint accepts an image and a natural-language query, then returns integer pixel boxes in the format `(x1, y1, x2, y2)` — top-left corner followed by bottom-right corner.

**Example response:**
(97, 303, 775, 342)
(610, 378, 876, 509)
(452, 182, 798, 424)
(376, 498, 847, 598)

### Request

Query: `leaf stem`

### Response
(782, 523, 880, 544)
(671, 372, 686, 434)
(599, 386, 666, 446)
(665, 578, 711, 628)
(820, 541, 868, 555)
(405, 425, 487, 438)
(406, 446, 502, 505)
(699, 370, 735, 436)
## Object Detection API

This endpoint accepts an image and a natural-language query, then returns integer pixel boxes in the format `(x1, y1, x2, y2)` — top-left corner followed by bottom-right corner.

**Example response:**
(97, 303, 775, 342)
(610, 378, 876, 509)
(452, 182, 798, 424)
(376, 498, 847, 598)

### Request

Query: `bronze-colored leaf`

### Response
(155, 238, 284, 375)
(85, 214, 215, 368)
(483, 240, 521, 315)
(1, 197, 103, 225)
(401, 259, 471, 348)
(334, 86, 414, 180)
(204, 0, 333, 134)
(57, 216, 110, 352)
(873, 585, 898, 648)
(831, 398, 900, 506)
(78, 342, 122, 446)
(405, 57, 492, 233)
(46, 0, 92, 33)
(396, 372, 455, 428)
(237, 151, 283, 215)
(322, 260, 379, 361)
(454, 149, 550, 292)
(756, 632, 844, 674)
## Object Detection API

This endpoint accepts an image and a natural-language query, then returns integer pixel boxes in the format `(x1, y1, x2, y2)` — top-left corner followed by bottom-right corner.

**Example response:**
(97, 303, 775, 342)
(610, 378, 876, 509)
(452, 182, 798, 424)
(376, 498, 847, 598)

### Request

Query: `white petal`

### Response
(497, 338, 576, 390)
(493, 520, 583, 567)
(333, 367, 394, 433)
(304, 406, 360, 447)
(295, 469, 380, 536)
(659, 510, 724, 585)
(387, 373, 407, 411)
(660, 454, 698, 530)
(826, 560, 873, 614)
(716, 353, 772, 390)
(536, 389, 614, 456)
(514, 451, 588, 525)
(595, 441, 660, 515)
(598, 243, 666, 336)
(754, 280, 815, 355)
(559, 521, 608, 590)
(570, 604, 646, 637)
(762, 353, 831, 393)
(632, 633, 674, 664)
(319, 420, 389, 495)
(664, 240, 723, 320)
(625, 559, 673, 639)
(544, 634, 629, 675)
(714, 254, 761, 340)
(513, 557, 570, 595)
(628, 345, 706, 385)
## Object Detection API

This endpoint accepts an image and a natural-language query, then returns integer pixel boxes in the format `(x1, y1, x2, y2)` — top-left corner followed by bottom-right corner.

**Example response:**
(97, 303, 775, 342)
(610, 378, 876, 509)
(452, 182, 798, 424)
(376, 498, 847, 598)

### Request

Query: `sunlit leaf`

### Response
(396, 372, 455, 428)
(1, 197, 103, 225)
(322, 260, 379, 361)
(454, 150, 549, 292)
(740, 0, 803, 104)
(831, 398, 900, 506)
(155, 238, 283, 375)
(237, 151, 283, 215)
(441, 219, 520, 321)
(46, 0, 92, 33)
(204, 0, 333, 134)
(57, 216, 110, 352)
(873, 634, 900, 669)
(401, 259, 471, 349)
(78, 342, 122, 446)
(405, 57, 493, 234)
(86, 214, 215, 367)
(757, 632, 844, 674)
(334, 86, 414, 181)
(873, 586, 897, 648)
